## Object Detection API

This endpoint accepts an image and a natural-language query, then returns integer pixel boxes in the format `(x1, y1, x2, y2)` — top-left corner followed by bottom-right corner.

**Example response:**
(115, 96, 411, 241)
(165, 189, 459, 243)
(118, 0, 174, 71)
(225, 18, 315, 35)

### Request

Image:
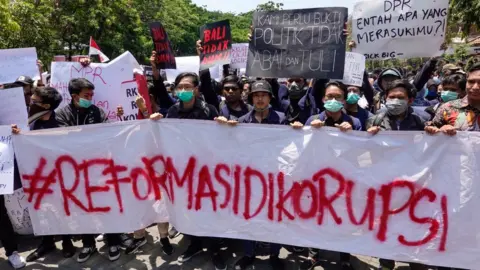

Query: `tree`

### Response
(449, 0, 480, 36)
(256, 1, 283, 11)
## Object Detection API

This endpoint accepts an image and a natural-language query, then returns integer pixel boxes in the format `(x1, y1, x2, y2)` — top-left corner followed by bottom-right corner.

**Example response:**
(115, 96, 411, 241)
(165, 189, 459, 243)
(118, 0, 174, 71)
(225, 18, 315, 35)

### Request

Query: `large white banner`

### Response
(50, 52, 142, 122)
(352, 0, 448, 59)
(13, 120, 480, 269)
(0, 48, 39, 84)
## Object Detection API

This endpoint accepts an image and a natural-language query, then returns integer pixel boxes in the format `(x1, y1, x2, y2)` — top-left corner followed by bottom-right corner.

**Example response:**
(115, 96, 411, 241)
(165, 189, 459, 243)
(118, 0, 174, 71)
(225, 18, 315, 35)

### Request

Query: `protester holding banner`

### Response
(426, 63, 480, 134)
(365, 79, 431, 270)
(150, 71, 226, 270)
(54, 77, 123, 262)
(215, 80, 286, 270)
(11, 86, 77, 262)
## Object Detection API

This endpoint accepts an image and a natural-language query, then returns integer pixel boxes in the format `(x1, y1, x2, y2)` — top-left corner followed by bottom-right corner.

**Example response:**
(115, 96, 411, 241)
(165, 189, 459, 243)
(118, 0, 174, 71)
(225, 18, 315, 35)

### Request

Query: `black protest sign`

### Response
(200, 20, 232, 70)
(149, 22, 176, 69)
(247, 8, 348, 79)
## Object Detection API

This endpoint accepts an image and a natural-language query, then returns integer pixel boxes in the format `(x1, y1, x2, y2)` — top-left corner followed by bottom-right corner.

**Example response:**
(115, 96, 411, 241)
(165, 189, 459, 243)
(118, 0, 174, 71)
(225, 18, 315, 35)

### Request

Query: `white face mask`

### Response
(385, 98, 408, 115)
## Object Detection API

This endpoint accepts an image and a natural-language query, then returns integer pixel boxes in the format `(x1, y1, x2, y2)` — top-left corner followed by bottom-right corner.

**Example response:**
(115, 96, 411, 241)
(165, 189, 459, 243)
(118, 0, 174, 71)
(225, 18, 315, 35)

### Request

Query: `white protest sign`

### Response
(352, 0, 449, 59)
(50, 51, 141, 122)
(164, 56, 222, 82)
(165, 56, 199, 82)
(4, 188, 33, 234)
(342, 52, 366, 87)
(230, 43, 249, 69)
(0, 87, 28, 128)
(0, 127, 14, 195)
(0, 48, 40, 84)
(13, 119, 480, 269)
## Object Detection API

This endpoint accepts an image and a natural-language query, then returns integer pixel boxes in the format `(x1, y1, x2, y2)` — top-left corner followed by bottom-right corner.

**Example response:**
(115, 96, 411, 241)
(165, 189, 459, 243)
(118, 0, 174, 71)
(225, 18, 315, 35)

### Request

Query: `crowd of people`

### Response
(0, 29, 479, 270)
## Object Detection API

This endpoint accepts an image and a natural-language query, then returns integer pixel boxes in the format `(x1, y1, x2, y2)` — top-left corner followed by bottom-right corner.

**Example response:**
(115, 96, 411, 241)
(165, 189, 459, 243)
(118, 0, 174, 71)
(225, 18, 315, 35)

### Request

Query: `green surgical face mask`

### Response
(346, 93, 360, 104)
(176, 89, 194, 102)
(324, 99, 344, 112)
(440, 90, 458, 102)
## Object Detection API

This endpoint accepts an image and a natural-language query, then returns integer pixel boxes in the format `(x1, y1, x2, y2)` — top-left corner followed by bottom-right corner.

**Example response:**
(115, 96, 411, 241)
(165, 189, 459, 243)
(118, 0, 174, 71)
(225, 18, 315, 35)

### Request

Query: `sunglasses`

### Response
(224, 86, 239, 91)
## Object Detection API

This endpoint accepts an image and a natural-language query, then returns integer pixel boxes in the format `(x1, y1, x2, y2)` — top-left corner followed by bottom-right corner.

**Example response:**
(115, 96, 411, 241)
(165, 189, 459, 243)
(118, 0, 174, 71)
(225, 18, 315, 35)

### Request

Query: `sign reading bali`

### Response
(13, 120, 480, 269)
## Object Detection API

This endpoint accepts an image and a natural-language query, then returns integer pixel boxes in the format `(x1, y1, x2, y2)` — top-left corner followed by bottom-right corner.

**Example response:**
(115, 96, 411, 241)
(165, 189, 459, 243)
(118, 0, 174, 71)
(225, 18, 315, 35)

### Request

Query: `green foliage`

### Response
(1, 0, 282, 65)
(449, 0, 480, 36)
(443, 43, 471, 63)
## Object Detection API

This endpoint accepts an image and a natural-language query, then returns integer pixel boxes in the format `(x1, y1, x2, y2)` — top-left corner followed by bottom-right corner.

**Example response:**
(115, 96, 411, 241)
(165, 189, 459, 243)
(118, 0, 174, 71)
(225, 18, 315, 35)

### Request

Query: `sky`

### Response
(191, 0, 357, 14)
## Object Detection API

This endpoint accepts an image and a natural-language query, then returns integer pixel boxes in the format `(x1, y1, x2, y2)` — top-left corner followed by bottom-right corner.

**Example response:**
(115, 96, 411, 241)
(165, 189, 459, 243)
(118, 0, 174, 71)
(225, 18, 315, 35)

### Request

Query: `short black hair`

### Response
(442, 74, 466, 91)
(468, 63, 480, 75)
(385, 79, 416, 99)
(222, 75, 243, 90)
(174, 72, 199, 88)
(34, 86, 63, 110)
(68, 78, 94, 95)
(325, 81, 348, 99)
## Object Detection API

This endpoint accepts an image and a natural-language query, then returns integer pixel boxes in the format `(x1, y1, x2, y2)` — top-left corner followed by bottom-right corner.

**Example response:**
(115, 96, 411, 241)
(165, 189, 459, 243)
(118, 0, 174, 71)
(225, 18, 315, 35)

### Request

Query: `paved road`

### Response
(0, 226, 403, 270)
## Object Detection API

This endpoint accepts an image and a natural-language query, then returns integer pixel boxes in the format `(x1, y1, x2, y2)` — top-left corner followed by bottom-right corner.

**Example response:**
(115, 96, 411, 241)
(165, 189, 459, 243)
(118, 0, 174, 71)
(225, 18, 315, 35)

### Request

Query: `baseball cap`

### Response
(250, 80, 272, 94)
(14, 76, 34, 85)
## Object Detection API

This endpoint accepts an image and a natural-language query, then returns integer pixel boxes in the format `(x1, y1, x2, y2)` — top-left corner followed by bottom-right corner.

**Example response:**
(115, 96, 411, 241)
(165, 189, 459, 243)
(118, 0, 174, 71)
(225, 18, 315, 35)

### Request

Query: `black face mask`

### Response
(28, 103, 49, 118)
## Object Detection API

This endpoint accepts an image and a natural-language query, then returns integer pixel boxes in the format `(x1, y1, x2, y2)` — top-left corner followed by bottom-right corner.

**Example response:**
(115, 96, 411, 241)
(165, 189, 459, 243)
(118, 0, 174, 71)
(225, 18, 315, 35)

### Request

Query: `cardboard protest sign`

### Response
(247, 8, 348, 79)
(352, 0, 449, 59)
(0, 48, 39, 84)
(13, 119, 480, 269)
(342, 52, 366, 87)
(50, 51, 142, 122)
(4, 188, 33, 234)
(0, 87, 28, 129)
(230, 43, 249, 69)
(200, 20, 232, 70)
(164, 56, 222, 82)
(0, 127, 14, 195)
(149, 22, 176, 69)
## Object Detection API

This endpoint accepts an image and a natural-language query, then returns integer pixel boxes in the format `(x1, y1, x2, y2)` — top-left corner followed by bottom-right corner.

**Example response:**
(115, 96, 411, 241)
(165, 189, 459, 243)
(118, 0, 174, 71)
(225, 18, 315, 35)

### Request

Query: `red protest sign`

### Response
(149, 22, 176, 69)
(199, 20, 232, 70)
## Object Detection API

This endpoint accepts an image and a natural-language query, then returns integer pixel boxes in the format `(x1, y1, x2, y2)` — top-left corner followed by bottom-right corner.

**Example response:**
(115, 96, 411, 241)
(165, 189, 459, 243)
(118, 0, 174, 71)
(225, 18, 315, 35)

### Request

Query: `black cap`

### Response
(14, 76, 34, 85)
(250, 80, 272, 95)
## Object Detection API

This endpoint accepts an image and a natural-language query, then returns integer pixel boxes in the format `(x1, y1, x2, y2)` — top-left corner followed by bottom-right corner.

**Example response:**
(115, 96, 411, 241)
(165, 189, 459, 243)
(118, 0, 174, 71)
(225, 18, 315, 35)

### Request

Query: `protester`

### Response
(215, 80, 285, 270)
(425, 74, 467, 120)
(426, 63, 480, 134)
(234, 80, 287, 125)
(55, 76, 124, 262)
(10, 87, 78, 263)
(293, 81, 359, 270)
(366, 80, 427, 270)
(149, 72, 225, 270)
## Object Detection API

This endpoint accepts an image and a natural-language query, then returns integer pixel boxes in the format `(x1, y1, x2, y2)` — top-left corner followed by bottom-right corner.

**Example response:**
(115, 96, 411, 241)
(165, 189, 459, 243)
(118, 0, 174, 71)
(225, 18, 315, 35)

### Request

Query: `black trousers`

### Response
(188, 235, 221, 254)
(0, 196, 18, 256)
(309, 248, 350, 262)
(41, 235, 72, 246)
(81, 234, 121, 247)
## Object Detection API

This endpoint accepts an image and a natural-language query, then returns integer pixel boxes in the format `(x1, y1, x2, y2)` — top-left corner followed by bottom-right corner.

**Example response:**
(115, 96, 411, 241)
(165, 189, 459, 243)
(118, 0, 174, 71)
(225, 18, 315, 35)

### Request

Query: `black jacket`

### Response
(166, 98, 219, 120)
(55, 103, 108, 127)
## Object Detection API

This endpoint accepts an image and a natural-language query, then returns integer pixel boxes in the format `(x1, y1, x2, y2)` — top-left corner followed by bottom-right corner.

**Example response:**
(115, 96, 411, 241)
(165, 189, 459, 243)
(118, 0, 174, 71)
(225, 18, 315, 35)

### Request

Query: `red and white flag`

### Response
(89, 37, 110, 63)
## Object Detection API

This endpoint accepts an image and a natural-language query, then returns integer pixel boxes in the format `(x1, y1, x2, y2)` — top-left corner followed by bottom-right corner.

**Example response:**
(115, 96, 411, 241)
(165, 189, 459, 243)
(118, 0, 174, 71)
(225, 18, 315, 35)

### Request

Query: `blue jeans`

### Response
(243, 240, 280, 257)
